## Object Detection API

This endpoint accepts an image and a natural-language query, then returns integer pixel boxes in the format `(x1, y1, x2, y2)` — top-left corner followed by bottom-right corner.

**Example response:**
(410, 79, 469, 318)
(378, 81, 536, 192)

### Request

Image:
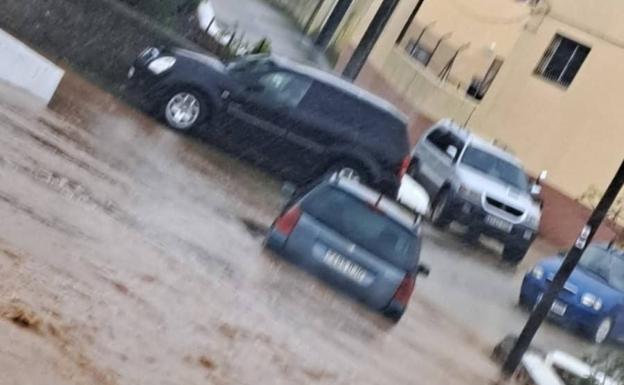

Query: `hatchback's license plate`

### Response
(485, 215, 513, 233)
(323, 250, 368, 283)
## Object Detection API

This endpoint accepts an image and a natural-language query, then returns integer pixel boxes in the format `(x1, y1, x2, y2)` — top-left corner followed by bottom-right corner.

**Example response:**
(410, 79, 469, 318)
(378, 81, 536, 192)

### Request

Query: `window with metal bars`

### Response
(535, 34, 590, 88)
(406, 39, 432, 65)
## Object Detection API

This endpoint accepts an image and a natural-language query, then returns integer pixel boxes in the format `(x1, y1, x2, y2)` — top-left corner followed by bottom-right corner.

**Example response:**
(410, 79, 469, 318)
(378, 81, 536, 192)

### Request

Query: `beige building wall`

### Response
(469, 14, 624, 199)
(394, 0, 531, 87)
(382, 48, 477, 123)
(327, 0, 624, 200)
(548, 0, 624, 43)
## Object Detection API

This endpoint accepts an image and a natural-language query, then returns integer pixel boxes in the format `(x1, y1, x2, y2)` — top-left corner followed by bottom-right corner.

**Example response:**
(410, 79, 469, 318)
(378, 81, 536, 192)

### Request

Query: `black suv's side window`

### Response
(299, 84, 365, 128)
(256, 71, 312, 108)
(426, 128, 464, 160)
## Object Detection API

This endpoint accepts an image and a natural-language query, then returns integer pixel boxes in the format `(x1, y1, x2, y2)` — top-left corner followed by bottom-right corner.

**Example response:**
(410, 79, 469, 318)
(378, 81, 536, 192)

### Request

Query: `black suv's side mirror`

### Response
(417, 264, 430, 277)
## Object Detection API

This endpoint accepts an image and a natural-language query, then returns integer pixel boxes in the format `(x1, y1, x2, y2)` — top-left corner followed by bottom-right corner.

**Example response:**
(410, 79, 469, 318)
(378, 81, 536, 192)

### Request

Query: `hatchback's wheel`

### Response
(431, 190, 453, 228)
(163, 91, 206, 131)
(591, 317, 613, 344)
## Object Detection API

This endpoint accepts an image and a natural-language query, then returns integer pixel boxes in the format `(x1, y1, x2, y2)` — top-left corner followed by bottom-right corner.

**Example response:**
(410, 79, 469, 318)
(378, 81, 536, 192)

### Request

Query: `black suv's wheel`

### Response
(162, 90, 208, 132)
(325, 160, 371, 185)
(431, 189, 453, 228)
(502, 243, 529, 264)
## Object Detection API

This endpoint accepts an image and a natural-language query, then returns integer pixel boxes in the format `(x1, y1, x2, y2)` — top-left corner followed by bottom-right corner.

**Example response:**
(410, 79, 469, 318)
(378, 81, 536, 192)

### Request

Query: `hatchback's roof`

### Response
(328, 177, 419, 231)
(434, 119, 521, 165)
(271, 56, 408, 125)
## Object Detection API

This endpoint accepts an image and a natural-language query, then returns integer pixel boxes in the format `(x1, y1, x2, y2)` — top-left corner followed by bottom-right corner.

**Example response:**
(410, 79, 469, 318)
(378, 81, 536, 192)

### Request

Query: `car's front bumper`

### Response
(520, 274, 604, 332)
(125, 64, 171, 113)
(449, 195, 536, 246)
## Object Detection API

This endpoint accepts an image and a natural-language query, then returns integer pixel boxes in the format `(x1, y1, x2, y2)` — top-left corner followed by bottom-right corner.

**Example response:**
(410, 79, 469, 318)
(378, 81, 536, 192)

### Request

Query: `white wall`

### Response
(0, 29, 64, 104)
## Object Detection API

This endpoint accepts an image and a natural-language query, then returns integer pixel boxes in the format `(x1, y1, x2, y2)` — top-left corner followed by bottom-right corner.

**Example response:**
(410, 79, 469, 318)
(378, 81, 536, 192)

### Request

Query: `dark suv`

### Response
(127, 47, 410, 194)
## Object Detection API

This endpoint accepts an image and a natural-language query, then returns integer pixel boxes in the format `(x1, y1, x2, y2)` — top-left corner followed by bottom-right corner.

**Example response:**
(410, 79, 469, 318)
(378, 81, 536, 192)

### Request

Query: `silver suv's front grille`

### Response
(485, 197, 524, 217)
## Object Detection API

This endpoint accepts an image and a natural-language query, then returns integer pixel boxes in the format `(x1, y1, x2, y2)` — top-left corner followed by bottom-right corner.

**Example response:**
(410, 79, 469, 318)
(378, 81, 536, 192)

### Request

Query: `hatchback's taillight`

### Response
(274, 205, 302, 236)
(398, 155, 411, 178)
(393, 274, 416, 306)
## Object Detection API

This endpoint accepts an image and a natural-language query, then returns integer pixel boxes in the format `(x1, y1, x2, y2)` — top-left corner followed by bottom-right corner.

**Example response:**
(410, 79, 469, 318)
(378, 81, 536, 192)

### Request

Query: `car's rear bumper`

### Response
(264, 228, 288, 251)
(264, 227, 400, 313)
(125, 65, 171, 113)
(397, 175, 430, 215)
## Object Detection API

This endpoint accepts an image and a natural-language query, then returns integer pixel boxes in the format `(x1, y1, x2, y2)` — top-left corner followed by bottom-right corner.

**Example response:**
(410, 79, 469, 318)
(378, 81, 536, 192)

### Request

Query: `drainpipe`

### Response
(315, 0, 353, 49)
(396, 0, 426, 45)
(342, 0, 401, 81)
(304, 0, 325, 34)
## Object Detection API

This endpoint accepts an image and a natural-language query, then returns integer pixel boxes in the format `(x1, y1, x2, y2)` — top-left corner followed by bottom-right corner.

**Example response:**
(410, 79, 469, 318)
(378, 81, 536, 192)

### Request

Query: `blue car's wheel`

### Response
(589, 317, 613, 344)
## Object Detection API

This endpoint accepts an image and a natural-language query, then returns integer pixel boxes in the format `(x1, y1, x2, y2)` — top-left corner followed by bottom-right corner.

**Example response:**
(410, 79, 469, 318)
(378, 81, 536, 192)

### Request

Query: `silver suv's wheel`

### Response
(431, 190, 452, 228)
(165, 92, 201, 130)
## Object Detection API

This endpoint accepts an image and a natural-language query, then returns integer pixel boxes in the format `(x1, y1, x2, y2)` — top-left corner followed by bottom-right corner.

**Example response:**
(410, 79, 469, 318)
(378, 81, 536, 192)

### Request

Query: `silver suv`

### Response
(403, 119, 545, 263)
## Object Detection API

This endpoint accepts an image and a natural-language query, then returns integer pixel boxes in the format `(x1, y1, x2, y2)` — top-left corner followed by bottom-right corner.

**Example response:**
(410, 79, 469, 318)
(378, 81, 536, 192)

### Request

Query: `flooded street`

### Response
(0, 75, 501, 385)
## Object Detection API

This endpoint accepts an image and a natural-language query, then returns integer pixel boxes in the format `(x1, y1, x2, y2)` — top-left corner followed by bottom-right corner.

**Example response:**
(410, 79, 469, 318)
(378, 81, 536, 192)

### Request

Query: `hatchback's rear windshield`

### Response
(302, 186, 418, 270)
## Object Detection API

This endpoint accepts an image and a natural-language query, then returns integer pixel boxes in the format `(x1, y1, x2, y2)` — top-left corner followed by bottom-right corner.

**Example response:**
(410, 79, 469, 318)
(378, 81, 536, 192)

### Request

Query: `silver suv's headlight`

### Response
(581, 293, 603, 310)
(148, 56, 176, 75)
(526, 214, 540, 230)
(530, 265, 544, 280)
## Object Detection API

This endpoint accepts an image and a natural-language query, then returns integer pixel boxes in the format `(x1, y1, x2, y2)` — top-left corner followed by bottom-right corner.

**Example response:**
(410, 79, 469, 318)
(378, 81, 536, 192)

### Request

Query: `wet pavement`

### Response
(0, 74, 504, 385)
(209, 0, 330, 67)
(419, 225, 604, 356)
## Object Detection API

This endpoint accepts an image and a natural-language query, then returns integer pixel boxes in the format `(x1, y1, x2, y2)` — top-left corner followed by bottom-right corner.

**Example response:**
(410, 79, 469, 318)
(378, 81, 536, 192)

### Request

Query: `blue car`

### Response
(520, 243, 624, 344)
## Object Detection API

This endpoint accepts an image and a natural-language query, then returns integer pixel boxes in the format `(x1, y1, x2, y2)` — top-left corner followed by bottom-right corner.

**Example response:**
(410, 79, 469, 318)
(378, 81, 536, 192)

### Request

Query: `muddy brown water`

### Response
(0, 76, 500, 385)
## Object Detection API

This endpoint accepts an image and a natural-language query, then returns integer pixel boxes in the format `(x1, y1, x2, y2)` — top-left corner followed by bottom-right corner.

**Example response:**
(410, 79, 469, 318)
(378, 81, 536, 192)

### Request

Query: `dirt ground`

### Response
(0, 73, 506, 385)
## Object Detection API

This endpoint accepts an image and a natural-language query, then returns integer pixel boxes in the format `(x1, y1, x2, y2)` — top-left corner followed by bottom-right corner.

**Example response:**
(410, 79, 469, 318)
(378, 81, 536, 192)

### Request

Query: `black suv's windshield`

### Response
(302, 186, 418, 271)
(579, 246, 624, 291)
(460, 146, 529, 191)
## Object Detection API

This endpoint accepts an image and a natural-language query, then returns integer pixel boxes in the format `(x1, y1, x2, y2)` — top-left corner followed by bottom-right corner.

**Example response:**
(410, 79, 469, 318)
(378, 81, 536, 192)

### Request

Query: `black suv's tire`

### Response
(161, 89, 209, 133)
(502, 243, 529, 264)
(431, 189, 453, 228)
(325, 160, 371, 185)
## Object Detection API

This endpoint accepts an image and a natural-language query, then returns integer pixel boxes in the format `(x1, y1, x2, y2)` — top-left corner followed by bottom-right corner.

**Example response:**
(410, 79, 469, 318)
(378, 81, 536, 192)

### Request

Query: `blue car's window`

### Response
(579, 246, 624, 291)
(302, 186, 418, 271)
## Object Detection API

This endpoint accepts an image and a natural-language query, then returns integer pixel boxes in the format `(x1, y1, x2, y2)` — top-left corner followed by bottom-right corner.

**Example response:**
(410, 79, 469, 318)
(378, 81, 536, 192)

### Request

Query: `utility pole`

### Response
(342, 0, 401, 81)
(502, 159, 624, 376)
(315, 0, 352, 49)
(396, 0, 425, 45)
